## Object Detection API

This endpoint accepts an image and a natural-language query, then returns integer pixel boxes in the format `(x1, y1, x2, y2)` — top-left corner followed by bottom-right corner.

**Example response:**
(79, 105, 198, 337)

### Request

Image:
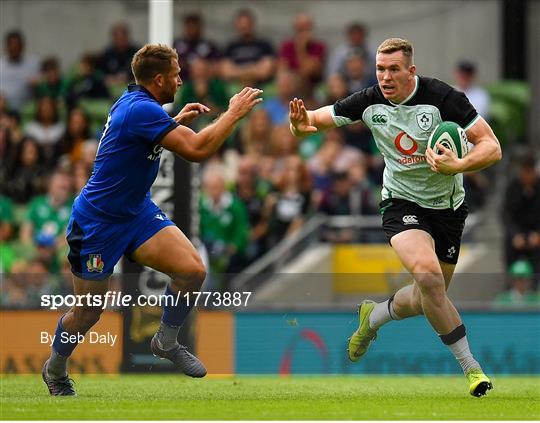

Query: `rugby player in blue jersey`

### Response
(42, 44, 263, 396)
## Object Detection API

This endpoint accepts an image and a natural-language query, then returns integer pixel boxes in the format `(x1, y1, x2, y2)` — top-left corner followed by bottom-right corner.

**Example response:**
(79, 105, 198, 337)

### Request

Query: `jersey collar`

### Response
(388, 75, 419, 106)
(128, 83, 160, 103)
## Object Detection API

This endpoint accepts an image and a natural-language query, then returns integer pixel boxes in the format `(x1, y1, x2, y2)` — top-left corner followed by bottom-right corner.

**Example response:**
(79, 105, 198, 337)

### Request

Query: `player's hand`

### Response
(175, 103, 210, 126)
(289, 97, 317, 136)
(426, 143, 464, 175)
(228, 87, 263, 120)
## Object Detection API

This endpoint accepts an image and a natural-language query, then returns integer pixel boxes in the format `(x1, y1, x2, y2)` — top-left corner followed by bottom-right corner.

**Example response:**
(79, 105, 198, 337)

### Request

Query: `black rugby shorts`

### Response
(380, 198, 469, 264)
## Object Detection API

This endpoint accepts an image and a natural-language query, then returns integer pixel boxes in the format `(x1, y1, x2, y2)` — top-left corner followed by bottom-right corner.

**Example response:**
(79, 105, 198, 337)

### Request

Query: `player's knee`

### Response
(417, 279, 446, 307)
(73, 306, 103, 330)
(172, 253, 206, 291)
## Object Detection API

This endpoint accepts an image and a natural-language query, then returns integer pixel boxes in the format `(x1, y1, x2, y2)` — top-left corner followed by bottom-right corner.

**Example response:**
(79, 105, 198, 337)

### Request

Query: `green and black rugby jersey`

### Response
(332, 75, 480, 210)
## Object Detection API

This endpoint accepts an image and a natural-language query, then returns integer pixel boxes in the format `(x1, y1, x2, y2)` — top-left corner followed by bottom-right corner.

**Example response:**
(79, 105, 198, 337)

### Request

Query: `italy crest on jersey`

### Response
(416, 112, 433, 131)
(87, 254, 105, 272)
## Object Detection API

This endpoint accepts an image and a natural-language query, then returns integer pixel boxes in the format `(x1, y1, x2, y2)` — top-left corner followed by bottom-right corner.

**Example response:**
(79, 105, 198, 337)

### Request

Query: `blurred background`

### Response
(1, 0, 538, 376)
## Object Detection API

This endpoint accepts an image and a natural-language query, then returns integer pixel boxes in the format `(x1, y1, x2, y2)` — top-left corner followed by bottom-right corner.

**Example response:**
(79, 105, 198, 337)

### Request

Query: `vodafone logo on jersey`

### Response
(394, 131, 418, 155)
(394, 131, 426, 165)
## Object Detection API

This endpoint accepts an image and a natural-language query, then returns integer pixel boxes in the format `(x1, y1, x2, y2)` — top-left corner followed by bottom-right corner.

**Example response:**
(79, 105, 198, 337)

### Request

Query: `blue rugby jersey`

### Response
(78, 84, 178, 221)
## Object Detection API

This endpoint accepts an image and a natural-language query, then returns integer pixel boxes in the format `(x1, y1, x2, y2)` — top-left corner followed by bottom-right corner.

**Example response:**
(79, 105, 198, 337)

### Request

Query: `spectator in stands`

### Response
(199, 167, 250, 288)
(24, 97, 65, 163)
(343, 51, 376, 94)
(20, 169, 73, 249)
(5, 137, 46, 204)
(35, 56, 68, 101)
(0, 195, 16, 273)
(173, 13, 221, 81)
(326, 22, 373, 78)
(325, 73, 349, 104)
(80, 140, 98, 171)
(221, 9, 275, 87)
(454, 60, 490, 119)
(73, 160, 91, 194)
(99, 22, 139, 86)
(0, 108, 22, 189)
(318, 171, 357, 242)
(66, 53, 110, 109)
(463, 171, 489, 212)
(54, 107, 96, 166)
(270, 124, 300, 179)
(2, 258, 53, 308)
(234, 108, 272, 157)
(262, 70, 301, 125)
(279, 14, 326, 88)
(494, 260, 539, 306)
(264, 155, 311, 249)
(309, 128, 364, 176)
(234, 155, 269, 260)
(502, 155, 540, 274)
(176, 57, 228, 130)
(0, 196, 16, 274)
(0, 30, 40, 111)
(0, 194, 14, 241)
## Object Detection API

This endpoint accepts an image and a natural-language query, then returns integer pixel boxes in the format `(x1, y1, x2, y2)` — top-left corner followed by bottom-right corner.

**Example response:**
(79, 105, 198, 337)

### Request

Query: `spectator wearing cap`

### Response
(454, 60, 490, 119)
(99, 22, 140, 86)
(221, 9, 276, 87)
(502, 154, 540, 275)
(0, 31, 40, 111)
(173, 13, 221, 81)
(495, 260, 539, 306)
(326, 22, 373, 79)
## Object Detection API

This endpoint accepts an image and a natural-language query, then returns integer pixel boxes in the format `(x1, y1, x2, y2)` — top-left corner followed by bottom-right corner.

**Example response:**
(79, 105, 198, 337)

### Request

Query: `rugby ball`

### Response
(428, 121, 469, 158)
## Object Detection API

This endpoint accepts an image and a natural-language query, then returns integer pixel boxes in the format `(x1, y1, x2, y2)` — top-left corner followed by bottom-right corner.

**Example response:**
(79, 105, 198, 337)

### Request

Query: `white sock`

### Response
(369, 299, 400, 330)
(447, 336, 481, 374)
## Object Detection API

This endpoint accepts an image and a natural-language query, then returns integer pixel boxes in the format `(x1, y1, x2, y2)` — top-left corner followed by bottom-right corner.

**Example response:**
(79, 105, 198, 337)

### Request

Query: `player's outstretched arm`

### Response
(289, 98, 336, 138)
(160, 87, 263, 162)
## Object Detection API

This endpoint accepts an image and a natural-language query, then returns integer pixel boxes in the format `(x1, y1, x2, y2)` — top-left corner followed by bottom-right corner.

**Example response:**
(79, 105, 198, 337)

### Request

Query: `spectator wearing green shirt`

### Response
(175, 57, 229, 131)
(495, 260, 539, 307)
(35, 56, 69, 101)
(199, 168, 249, 290)
(0, 195, 16, 274)
(20, 169, 73, 249)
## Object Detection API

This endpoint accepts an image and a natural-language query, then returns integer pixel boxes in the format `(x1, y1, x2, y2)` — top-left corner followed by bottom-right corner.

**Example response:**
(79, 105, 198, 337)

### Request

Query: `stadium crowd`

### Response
(1, 10, 537, 303)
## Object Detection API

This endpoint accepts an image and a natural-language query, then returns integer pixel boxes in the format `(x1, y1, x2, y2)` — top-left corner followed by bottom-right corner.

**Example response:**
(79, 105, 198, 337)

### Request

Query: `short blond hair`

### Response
(131, 44, 178, 84)
(377, 38, 414, 64)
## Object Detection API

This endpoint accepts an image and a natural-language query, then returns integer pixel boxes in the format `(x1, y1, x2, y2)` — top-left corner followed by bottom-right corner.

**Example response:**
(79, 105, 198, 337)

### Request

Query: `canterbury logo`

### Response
(372, 114, 388, 124)
(402, 215, 419, 225)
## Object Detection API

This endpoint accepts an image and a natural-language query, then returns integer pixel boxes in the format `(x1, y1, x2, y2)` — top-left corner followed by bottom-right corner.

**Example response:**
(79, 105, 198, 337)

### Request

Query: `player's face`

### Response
(162, 59, 182, 104)
(376, 51, 416, 103)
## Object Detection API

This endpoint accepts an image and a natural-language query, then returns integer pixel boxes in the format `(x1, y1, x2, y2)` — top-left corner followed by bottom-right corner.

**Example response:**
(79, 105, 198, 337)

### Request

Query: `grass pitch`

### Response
(1, 375, 539, 420)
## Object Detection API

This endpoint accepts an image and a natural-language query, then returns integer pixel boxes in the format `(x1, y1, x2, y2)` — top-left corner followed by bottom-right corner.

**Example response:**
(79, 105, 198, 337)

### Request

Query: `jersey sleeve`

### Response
(440, 88, 480, 131)
(128, 101, 178, 145)
(332, 88, 372, 127)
